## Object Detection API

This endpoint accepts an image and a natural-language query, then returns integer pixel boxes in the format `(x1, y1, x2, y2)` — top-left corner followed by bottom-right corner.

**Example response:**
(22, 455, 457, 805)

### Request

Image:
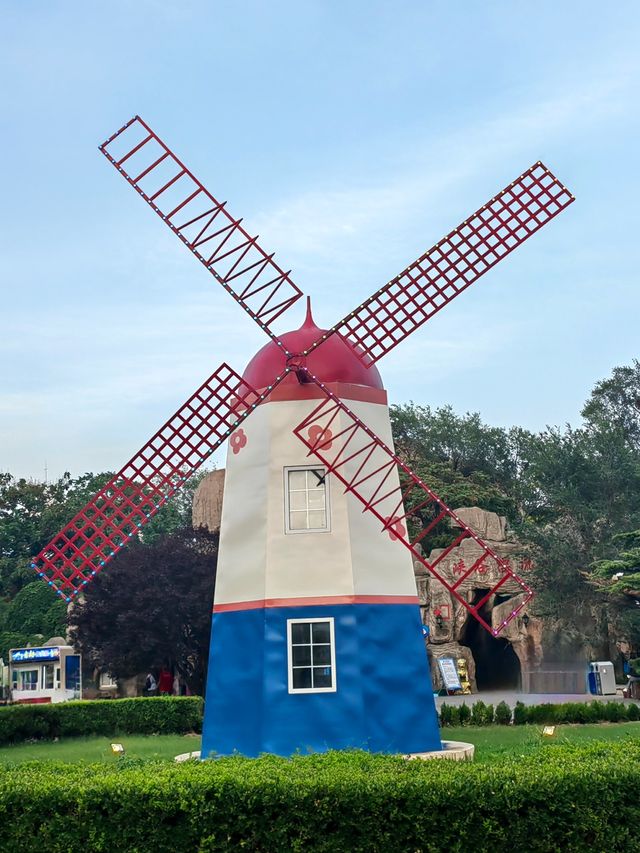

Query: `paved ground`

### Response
(434, 688, 640, 709)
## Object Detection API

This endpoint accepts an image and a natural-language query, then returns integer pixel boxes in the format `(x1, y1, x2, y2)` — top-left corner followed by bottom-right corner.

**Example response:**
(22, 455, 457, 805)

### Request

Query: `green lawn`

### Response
(0, 723, 638, 765)
(446, 721, 640, 762)
(0, 733, 201, 765)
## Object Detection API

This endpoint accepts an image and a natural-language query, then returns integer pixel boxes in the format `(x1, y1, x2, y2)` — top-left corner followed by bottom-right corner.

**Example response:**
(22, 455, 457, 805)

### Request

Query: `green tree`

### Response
(581, 359, 640, 450)
(0, 469, 210, 597)
(69, 527, 218, 694)
(0, 472, 112, 596)
(0, 582, 67, 660)
(390, 403, 527, 550)
(518, 364, 640, 657)
(589, 530, 640, 648)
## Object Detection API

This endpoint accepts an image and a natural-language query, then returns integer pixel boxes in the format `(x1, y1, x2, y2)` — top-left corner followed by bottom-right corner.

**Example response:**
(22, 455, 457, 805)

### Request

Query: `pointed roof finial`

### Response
(303, 295, 314, 328)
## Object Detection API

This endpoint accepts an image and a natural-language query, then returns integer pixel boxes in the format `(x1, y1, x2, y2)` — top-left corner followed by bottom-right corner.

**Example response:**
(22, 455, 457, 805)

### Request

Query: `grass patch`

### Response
(0, 722, 638, 766)
(447, 721, 640, 762)
(0, 733, 200, 765)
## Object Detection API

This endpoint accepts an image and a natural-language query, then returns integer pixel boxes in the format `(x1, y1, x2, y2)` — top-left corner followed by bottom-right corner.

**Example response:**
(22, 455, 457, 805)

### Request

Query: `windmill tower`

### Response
(203, 299, 442, 755)
(32, 116, 574, 757)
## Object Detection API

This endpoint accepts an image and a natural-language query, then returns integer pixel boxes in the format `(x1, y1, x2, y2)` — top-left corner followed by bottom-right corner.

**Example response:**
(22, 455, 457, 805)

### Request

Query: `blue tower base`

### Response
(201, 602, 442, 758)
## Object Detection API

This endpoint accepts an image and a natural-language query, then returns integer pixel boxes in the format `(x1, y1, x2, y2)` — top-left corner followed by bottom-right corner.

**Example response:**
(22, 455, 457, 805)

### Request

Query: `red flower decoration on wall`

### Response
(308, 425, 333, 450)
(230, 428, 247, 455)
(385, 516, 406, 542)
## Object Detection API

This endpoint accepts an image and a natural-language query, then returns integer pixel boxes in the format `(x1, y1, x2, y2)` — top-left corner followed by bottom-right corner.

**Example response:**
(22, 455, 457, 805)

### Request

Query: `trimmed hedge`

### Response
(0, 696, 203, 744)
(0, 742, 639, 851)
(512, 700, 640, 726)
(2, 696, 637, 741)
(439, 698, 640, 726)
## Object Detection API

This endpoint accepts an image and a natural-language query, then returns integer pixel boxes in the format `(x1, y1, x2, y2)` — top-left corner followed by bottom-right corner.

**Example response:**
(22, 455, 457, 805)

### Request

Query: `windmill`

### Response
(32, 116, 574, 756)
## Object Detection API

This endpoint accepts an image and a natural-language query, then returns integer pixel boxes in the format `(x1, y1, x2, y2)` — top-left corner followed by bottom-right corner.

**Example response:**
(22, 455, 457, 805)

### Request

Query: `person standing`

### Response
(158, 667, 172, 695)
(144, 672, 157, 696)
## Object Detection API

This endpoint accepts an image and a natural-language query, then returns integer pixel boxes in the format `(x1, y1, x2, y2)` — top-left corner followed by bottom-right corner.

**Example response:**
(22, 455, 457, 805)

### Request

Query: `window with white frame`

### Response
(14, 669, 38, 691)
(284, 466, 330, 533)
(287, 618, 336, 693)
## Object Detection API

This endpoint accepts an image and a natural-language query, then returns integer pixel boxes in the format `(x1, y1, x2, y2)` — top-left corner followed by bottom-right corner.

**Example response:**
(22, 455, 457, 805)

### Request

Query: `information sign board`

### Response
(437, 656, 462, 692)
(10, 647, 60, 663)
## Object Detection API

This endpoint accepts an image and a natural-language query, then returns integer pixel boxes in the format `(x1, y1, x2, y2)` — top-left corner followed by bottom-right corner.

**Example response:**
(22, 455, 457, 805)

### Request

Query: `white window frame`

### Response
(287, 617, 337, 694)
(15, 669, 39, 691)
(283, 465, 331, 535)
(42, 663, 55, 690)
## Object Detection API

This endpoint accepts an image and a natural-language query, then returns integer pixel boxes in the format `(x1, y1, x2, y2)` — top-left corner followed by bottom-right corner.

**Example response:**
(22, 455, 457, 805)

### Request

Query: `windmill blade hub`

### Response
(243, 297, 384, 394)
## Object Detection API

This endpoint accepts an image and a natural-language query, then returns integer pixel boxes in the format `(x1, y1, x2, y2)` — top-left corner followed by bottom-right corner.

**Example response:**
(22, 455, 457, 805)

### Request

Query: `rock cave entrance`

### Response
(461, 591, 521, 690)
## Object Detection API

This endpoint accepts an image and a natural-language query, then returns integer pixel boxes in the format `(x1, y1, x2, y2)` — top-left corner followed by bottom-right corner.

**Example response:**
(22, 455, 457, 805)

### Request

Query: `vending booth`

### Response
(588, 660, 617, 696)
(9, 644, 81, 704)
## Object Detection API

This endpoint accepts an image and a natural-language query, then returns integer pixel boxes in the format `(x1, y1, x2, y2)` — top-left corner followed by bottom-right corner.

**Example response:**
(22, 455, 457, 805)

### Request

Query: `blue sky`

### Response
(1, 1, 639, 480)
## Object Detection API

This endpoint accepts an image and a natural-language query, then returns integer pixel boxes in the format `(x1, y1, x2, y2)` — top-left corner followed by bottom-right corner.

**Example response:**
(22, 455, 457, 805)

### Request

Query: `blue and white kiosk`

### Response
(9, 641, 81, 704)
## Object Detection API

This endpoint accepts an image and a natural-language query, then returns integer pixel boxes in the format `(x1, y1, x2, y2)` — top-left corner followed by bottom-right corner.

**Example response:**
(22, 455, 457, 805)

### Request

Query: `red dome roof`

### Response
(242, 299, 384, 391)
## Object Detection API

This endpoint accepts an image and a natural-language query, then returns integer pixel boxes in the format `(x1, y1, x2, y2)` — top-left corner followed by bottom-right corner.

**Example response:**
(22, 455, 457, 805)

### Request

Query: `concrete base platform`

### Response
(175, 750, 201, 762)
(404, 740, 474, 762)
(176, 741, 475, 763)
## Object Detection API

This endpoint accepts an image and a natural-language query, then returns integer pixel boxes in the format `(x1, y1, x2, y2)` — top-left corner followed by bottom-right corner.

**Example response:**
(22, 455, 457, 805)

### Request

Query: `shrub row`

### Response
(439, 698, 640, 726)
(0, 742, 639, 851)
(2, 696, 636, 743)
(512, 699, 640, 725)
(0, 696, 203, 744)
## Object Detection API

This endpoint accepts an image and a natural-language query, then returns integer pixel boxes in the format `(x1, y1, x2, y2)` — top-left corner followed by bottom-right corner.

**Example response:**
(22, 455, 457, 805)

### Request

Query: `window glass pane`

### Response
(292, 645, 311, 667)
(308, 511, 327, 529)
(312, 622, 331, 644)
(289, 619, 334, 692)
(313, 667, 333, 688)
(288, 471, 307, 490)
(292, 668, 312, 689)
(289, 512, 308, 530)
(291, 623, 311, 644)
(307, 489, 325, 509)
(43, 665, 54, 690)
(20, 670, 38, 690)
(313, 644, 331, 666)
(286, 467, 328, 534)
(289, 491, 308, 510)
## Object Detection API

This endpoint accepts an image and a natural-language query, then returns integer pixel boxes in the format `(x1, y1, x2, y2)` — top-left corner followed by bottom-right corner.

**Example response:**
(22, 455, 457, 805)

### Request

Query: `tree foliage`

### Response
(69, 527, 218, 694)
(0, 471, 112, 596)
(589, 530, 640, 647)
(0, 469, 209, 662)
(581, 358, 640, 450)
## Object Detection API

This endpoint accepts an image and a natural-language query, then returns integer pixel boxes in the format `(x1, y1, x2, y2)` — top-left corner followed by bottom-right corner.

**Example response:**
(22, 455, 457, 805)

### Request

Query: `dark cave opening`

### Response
(460, 591, 521, 690)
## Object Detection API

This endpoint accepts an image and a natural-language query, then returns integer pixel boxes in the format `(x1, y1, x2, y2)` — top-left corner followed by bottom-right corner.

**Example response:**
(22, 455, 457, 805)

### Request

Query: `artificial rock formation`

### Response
(419, 507, 537, 691)
(192, 470, 226, 532)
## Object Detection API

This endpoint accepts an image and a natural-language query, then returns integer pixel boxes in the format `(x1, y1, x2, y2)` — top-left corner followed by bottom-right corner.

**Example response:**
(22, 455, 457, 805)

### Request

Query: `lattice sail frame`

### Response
(302, 162, 574, 365)
(100, 116, 303, 341)
(293, 377, 532, 636)
(32, 365, 289, 599)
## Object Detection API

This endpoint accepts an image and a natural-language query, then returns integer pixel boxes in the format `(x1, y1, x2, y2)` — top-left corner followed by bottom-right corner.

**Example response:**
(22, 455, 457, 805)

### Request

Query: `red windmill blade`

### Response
(293, 377, 532, 636)
(301, 161, 574, 365)
(31, 364, 289, 600)
(100, 116, 303, 341)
